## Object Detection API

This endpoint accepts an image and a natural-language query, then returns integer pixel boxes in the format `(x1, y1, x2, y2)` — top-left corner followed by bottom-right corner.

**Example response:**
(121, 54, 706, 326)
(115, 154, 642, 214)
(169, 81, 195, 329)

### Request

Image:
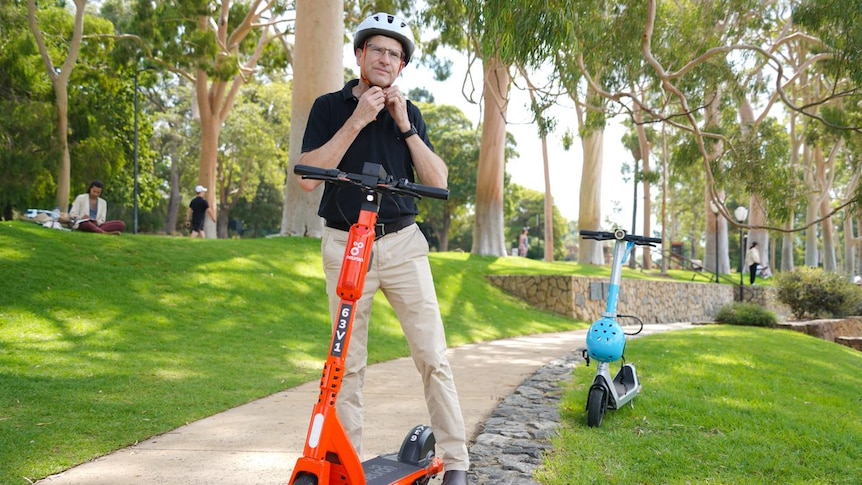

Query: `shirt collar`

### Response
(340, 79, 360, 102)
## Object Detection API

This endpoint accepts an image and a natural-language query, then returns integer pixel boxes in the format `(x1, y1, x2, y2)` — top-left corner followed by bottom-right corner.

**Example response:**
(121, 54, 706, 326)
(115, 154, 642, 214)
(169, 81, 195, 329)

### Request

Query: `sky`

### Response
(344, 44, 639, 229)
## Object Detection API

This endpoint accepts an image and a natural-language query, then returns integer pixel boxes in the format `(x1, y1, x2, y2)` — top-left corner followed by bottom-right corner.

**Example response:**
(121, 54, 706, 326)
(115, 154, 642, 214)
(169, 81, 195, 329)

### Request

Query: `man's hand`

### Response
(354, 86, 386, 127)
(383, 86, 409, 131)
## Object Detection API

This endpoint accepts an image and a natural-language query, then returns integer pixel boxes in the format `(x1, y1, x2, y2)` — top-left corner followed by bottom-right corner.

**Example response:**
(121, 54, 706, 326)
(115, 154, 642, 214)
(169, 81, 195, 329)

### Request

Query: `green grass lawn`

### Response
(1, 221, 848, 485)
(539, 325, 862, 484)
(0, 221, 581, 484)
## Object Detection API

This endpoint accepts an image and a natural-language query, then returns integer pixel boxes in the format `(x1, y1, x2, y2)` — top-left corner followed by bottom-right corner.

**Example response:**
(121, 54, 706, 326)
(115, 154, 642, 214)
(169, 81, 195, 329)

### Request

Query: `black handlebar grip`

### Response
(643, 236, 662, 245)
(400, 181, 449, 200)
(579, 230, 604, 237)
(293, 164, 341, 178)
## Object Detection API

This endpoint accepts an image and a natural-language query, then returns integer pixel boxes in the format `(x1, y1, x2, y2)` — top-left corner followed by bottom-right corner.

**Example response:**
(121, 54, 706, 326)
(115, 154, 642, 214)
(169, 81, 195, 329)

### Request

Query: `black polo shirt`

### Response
(301, 79, 434, 225)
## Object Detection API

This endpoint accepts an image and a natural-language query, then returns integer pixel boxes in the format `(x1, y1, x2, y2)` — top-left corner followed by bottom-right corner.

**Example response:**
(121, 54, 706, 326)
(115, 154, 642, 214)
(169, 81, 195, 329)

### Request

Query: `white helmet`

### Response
(354, 12, 415, 64)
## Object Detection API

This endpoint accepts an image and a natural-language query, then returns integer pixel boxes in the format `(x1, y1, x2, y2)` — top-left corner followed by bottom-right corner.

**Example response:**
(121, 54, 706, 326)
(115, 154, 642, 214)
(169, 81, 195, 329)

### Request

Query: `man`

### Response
(185, 185, 215, 238)
(296, 12, 468, 485)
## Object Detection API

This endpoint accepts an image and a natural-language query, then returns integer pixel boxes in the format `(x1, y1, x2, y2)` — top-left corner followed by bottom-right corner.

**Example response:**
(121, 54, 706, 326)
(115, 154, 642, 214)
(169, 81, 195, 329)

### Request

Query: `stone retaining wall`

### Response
(486, 274, 861, 351)
(774, 317, 862, 343)
(835, 337, 862, 351)
(486, 275, 740, 323)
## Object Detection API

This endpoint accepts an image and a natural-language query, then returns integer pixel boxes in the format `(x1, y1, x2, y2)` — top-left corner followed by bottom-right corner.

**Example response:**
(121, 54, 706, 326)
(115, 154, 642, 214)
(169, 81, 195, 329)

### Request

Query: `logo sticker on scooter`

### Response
(346, 241, 365, 263)
(331, 303, 352, 358)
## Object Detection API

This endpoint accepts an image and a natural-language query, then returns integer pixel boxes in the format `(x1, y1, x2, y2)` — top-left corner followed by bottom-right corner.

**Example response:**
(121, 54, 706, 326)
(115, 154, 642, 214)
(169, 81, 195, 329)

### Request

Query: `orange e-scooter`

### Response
(289, 162, 448, 485)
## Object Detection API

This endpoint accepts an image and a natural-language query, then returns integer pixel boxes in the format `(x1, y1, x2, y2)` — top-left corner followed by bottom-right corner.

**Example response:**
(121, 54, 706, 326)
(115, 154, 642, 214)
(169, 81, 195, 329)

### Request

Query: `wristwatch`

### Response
(399, 124, 417, 140)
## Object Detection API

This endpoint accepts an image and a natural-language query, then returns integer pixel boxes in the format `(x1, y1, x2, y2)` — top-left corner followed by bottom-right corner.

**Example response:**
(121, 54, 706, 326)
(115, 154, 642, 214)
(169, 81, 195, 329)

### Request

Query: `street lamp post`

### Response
(132, 69, 141, 234)
(133, 69, 140, 235)
(630, 158, 639, 269)
(133, 66, 155, 235)
(710, 201, 719, 283)
(734, 206, 749, 301)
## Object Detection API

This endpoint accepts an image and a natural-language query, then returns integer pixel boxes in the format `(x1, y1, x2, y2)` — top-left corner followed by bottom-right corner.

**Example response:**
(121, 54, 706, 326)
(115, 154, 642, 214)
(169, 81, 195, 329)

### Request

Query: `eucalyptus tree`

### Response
(27, 0, 92, 211)
(127, 0, 292, 238)
(793, 0, 862, 270)
(414, 102, 480, 251)
(421, 0, 573, 257)
(214, 82, 290, 238)
(422, 0, 508, 256)
(23, 1, 141, 218)
(570, 0, 862, 277)
(280, 0, 341, 238)
(518, 68, 559, 262)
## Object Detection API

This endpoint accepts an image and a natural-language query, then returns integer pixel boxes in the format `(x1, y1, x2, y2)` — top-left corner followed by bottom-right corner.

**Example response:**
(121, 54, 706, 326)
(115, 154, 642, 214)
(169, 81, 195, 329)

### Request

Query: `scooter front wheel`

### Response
(586, 386, 608, 428)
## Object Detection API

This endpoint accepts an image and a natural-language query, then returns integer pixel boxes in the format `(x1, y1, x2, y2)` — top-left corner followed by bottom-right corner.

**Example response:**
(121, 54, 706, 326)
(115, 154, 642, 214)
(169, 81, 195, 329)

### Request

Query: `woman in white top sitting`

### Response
(68, 180, 126, 235)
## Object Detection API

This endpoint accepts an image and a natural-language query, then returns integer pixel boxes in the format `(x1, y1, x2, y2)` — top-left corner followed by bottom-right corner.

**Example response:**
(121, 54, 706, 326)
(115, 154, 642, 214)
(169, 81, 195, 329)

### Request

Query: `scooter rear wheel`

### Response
(586, 387, 607, 428)
(292, 474, 317, 485)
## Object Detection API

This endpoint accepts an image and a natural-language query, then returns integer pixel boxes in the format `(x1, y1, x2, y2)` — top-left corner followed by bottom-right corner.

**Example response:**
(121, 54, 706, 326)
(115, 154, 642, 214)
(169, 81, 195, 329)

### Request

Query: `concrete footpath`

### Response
(37, 323, 692, 485)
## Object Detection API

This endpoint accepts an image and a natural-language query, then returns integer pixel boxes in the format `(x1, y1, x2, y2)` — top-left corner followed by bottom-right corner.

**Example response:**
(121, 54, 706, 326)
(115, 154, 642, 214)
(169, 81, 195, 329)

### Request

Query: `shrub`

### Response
(774, 267, 862, 320)
(715, 302, 777, 327)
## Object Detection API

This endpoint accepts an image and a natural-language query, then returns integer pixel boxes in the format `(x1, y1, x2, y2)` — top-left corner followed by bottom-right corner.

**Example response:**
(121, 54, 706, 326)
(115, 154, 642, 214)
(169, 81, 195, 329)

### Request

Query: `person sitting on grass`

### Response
(67, 180, 126, 235)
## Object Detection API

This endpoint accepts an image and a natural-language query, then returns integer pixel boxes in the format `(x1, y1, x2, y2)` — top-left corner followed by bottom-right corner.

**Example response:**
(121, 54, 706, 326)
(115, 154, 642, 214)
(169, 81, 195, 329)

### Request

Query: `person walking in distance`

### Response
(745, 241, 761, 285)
(295, 12, 469, 485)
(185, 185, 215, 238)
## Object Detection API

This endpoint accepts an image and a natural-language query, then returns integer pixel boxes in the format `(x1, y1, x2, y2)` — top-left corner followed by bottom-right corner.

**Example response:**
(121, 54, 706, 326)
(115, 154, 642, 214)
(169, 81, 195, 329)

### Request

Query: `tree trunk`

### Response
(280, 0, 343, 238)
(705, 189, 730, 276)
(816, 144, 840, 272)
(738, 96, 768, 273)
(521, 68, 555, 262)
(633, 106, 651, 268)
(166, 154, 181, 234)
(781, 218, 795, 272)
(803, 143, 818, 267)
(541, 134, 554, 262)
(577, 128, 604, 265)
(471, 55, 509, 257)
(54, 84, 72, 212)
(197, 76, 221, 239)
(660, 123, 669, 275)
(748, 196, 768, 269)
(783, 110, 801, 272)
(28, 0, 86, 212)
(844, 173, 860, 275)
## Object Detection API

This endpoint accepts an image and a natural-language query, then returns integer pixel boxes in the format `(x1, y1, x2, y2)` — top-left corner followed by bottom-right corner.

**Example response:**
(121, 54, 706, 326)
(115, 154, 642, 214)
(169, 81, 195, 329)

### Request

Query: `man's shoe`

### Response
(441, 470, 467, 485)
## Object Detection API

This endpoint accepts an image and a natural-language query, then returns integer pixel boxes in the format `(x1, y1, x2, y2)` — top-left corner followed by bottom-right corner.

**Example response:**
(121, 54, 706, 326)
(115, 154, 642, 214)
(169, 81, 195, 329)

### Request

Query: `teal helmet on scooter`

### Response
(586, 317, 626, 363)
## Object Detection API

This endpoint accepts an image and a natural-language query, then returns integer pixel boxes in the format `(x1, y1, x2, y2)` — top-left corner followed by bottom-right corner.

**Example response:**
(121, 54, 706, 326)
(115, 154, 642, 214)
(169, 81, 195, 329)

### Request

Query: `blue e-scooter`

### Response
(579, 229, 661, 427)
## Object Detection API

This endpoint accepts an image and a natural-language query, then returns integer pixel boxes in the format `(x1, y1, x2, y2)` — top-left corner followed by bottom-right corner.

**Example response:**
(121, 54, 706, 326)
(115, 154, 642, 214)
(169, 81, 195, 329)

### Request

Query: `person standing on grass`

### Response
(295, 12, 469, 485)
(519, 227, 529, 257)
(68, 180, 126, 235)
(185, 185, 215, 238)
(745, 241, 761, 285)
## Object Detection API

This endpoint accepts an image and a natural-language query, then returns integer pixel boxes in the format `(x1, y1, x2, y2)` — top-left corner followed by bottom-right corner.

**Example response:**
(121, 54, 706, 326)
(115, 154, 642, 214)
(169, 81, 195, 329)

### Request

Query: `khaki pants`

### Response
(322, 224, 469, 471)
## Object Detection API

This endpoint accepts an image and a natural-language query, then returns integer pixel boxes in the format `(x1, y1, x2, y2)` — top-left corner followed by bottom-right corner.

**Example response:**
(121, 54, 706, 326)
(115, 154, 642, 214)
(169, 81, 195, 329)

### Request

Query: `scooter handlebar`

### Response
(293, 164, 449, 201)
(579, 229, 662, 246)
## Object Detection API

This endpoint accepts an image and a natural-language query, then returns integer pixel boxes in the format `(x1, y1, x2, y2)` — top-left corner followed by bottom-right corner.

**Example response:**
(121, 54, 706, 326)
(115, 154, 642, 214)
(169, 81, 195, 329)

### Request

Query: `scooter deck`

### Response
(362, 454, 440, 485)
(609, 364, 641, 409)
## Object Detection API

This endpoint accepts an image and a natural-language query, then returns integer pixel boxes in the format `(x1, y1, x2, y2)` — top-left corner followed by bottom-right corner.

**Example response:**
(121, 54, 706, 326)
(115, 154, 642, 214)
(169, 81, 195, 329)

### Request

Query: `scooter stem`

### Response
(290, 188, 382, 485)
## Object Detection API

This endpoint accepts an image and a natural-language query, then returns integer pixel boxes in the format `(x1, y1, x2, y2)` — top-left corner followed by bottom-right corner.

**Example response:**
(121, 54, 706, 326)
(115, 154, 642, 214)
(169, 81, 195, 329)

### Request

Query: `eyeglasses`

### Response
(366, 43, 404, 63)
